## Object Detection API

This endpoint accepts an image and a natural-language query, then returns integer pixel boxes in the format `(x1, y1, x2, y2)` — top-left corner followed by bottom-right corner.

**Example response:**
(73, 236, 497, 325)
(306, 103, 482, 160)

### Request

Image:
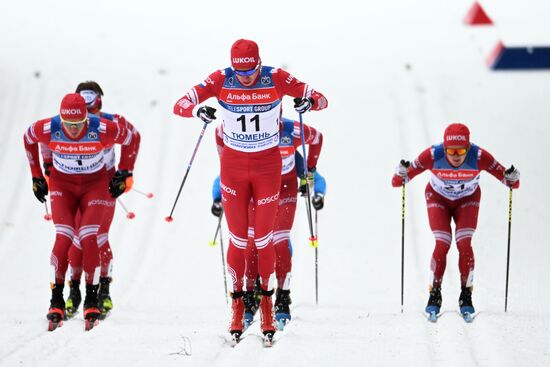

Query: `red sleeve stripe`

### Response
(292, 125, 320, 144)
(303, 85, 313, 98)
(185, 88, 199, 105)
(24, 128, 35, 144)
(99, 122, 107, 133)
(122, 129, 133, 145)
(25, 122, 40, 144)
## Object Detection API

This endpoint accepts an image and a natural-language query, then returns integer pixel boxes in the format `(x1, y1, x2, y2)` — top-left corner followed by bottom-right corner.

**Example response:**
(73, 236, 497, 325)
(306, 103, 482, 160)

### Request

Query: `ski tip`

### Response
(276, 319, 287, 331)
(275, 313, 290, 331)
(84, 318, 99, 331)
(427, 311, 438, 323)
(263, 331, 274, 347)
(47, 320, 63, 331)
(462, 312, 474, 323)
(230, 331, 242, 346)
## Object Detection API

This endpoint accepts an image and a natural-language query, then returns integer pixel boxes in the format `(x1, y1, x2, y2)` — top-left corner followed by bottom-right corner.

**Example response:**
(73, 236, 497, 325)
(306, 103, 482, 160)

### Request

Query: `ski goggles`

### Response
(445, 147, 468, 156)
(233, 64, 260, 77)
(61, 116, 87, 126)
(79, 90, 99, 108)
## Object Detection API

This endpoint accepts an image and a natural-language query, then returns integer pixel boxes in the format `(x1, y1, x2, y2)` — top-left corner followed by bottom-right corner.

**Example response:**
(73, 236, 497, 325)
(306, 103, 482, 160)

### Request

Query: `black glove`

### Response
(109, 170, 132, 198)
(32, 177, 48, 203)
(211, 200, 223, 217)
(43, 162, 53, 177)
(312, 194, 324, 210)
(293, 97, 314, 114)
(196, 106, 217, 124)
(299, 170, 315, 196)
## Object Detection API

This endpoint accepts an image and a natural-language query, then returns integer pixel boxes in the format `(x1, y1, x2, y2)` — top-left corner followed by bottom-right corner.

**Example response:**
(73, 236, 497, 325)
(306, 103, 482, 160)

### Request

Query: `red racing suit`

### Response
(215, 119, 323, 291)
(174, 66, 327, 292)
(392, 143, 519, 288)
(24, 114, 136, 286)
(64, 113, 141, 281)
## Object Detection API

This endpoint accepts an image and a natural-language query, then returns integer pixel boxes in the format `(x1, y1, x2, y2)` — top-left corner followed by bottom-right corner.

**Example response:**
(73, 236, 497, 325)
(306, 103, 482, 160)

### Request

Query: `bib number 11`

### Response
(237, 114, 260, 132)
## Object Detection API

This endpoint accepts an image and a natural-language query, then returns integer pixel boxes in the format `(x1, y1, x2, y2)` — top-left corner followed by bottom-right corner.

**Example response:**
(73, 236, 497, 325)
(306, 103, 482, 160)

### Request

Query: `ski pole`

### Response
(207, 210, 229, 304)
(132, 188, 154, 199)
(165, 122, 209, 222)
(208, 211, 224, 247)
(314, 209, 319, 305)
(400, 160, 409, 313)
(219, 218, 229, 304)
(117, 198, 135, 219)
(44, 201, 52, 221)
(504, 185, 513, 312)
(298, 112, 318, 248)
(401, 182, 406, 313)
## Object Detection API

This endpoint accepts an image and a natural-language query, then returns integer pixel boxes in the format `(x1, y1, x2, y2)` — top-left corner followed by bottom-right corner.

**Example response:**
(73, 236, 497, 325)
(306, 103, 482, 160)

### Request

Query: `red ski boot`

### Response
(229, 291, 245, 345)
(259, 290, 275, 347)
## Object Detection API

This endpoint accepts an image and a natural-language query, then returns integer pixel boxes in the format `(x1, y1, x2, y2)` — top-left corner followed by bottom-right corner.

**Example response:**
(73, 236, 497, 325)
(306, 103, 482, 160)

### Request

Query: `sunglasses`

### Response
(61, 117, 87, 126)
(445, 147, 468, 156)
(233, 64, 260, 77)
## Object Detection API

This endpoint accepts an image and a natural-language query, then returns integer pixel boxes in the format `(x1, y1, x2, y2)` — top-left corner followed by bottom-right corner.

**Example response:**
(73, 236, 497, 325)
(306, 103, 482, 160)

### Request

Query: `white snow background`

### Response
(0, 0, 549, 366)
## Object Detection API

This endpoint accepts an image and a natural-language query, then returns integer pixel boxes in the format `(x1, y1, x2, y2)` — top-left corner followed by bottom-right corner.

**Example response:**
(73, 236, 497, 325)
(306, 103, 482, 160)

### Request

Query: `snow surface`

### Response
(1, 0, 550, 366)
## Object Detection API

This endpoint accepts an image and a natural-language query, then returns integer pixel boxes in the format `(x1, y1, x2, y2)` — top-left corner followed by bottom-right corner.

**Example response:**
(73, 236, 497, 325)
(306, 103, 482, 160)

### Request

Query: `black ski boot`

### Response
(243, 290, 258, 329)
(253, 276, 262, 308)
(98, 277, 113, 319)
(47, 283, 65, 331)
(459, 286, 475, 321)
(65, 280, 81, 319)
(83, 284, 101, 330)
(274, 288, 292, 330)
(425, 286, 442, 322)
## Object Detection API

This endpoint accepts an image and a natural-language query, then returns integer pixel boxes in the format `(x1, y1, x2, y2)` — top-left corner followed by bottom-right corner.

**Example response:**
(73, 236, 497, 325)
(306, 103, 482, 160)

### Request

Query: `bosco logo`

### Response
(257, 192, 279, 206)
